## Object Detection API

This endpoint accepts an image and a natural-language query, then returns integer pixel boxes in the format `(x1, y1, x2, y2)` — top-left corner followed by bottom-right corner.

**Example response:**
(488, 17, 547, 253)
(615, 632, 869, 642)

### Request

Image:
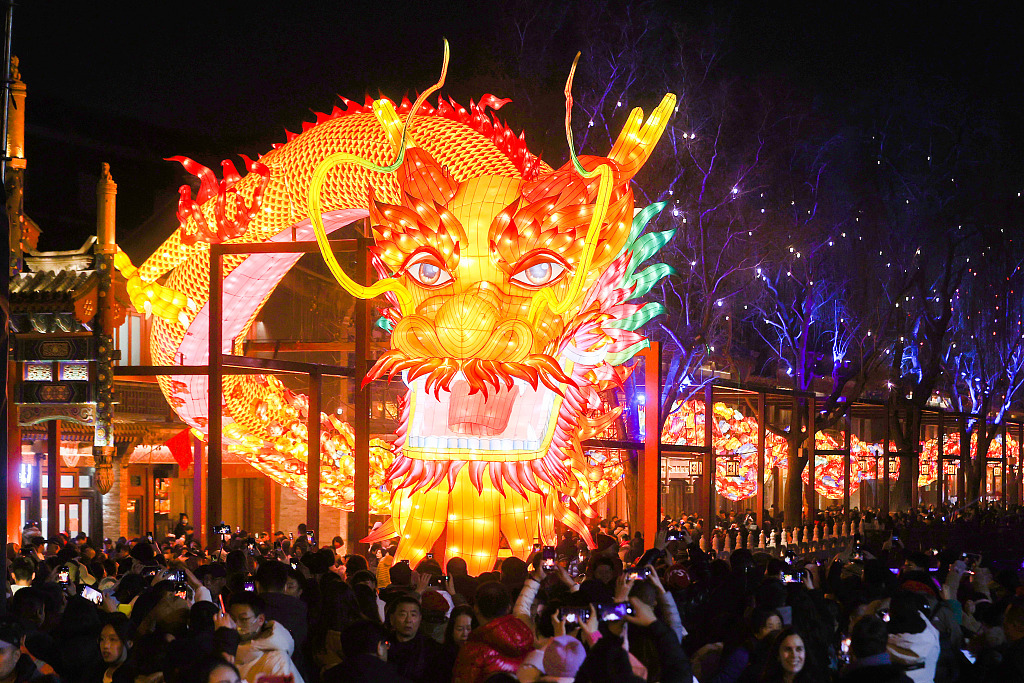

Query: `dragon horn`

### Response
(607, 92, 677, 182)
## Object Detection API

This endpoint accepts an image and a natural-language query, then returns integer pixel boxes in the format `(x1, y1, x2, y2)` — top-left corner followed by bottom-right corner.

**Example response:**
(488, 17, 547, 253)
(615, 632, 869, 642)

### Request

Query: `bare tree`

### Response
(942, 230, 1024, 505)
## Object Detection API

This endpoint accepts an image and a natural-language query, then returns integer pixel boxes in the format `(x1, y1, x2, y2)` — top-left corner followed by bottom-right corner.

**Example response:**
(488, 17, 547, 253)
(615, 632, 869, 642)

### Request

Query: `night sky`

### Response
(10, 0, 1023, 251)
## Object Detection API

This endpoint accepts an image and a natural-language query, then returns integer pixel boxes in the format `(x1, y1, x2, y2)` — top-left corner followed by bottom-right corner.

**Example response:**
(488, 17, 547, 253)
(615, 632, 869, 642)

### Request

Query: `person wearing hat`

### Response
(2, 619, 58, 683)
(537, 635, 586, 682)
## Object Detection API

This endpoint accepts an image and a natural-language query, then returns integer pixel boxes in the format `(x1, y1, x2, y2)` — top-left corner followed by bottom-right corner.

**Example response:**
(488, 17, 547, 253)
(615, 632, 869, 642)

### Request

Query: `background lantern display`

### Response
(918, 432, 1020, 486)
(662, 399, 788, 501)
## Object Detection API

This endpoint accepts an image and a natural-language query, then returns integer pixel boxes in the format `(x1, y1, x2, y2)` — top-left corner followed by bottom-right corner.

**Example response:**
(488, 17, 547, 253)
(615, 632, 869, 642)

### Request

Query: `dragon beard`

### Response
(363, 321, 626, 574)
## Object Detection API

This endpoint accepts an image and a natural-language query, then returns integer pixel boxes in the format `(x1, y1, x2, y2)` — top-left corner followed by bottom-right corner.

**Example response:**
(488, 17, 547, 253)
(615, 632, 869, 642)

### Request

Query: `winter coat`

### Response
(839, 653, 913, 683)
(235, 620, 305, 683)
(388, 631, 446, 683)
(887, 613, 940, 683)
(452, 615, 534, 683)
(322, 653, 412, 683)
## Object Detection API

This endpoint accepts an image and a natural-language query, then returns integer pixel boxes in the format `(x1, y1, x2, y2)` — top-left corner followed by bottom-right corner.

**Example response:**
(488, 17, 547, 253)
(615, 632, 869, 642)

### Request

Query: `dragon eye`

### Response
(511, 260, 566, 287)
(408, 261, 452, 287)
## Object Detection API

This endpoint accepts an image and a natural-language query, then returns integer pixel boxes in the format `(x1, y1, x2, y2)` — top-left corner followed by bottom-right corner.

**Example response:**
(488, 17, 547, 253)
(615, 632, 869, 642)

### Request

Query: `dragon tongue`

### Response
(447, 379, 517, 436)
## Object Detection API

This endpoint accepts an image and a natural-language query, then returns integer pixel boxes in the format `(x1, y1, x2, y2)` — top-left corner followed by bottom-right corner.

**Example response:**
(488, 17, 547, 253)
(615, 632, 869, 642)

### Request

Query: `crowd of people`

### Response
(3, 505, 1024, 683)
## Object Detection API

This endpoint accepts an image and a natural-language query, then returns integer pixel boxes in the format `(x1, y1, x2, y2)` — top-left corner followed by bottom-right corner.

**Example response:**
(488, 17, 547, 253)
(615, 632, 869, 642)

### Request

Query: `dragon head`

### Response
(304, 50, 676, 572)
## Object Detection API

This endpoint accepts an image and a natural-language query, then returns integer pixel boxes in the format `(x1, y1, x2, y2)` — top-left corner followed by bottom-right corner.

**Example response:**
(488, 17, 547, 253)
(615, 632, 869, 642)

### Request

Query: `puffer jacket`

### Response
(452, 615, 534, 683)
(235, 620, 306, 683)
(888, 613, 940, 683)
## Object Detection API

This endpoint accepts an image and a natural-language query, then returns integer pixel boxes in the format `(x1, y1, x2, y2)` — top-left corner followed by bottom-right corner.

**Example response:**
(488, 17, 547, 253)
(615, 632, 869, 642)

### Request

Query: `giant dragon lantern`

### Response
(114, 44, 677, 574)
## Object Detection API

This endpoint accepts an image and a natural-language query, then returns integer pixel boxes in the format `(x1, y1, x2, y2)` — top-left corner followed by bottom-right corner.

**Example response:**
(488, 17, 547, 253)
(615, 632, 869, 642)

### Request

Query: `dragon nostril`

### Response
(434, 293, 499, 358)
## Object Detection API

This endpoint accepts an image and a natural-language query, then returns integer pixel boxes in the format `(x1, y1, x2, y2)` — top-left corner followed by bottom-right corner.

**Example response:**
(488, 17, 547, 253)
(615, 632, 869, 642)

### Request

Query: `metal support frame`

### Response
(208, 250, 223, 547)
(807, 397, 816, 522)
(352, 230, 372, 553)
(882, 410, 891, 516)
(843, 411, 852, 516)
(307, 370, 322, 534)
(1001, 422, 1008, 504)
(937, 412, 945, 508)
(108, 236, 371, 548)
(703, 383, 715, 530)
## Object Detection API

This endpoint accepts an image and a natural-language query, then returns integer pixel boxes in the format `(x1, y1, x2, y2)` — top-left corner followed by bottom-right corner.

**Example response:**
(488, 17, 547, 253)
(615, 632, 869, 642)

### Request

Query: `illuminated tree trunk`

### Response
(892, 406, 922, 511)
(784, 442, 805, 527)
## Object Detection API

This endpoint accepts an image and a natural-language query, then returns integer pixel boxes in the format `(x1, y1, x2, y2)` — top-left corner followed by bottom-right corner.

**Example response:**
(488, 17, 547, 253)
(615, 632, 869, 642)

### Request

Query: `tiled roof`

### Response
(9, 269, 99, 301)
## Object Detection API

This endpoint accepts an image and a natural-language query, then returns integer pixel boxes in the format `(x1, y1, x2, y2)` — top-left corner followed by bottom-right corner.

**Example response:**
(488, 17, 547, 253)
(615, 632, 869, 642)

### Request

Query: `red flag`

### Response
(165, 428, 193, 470)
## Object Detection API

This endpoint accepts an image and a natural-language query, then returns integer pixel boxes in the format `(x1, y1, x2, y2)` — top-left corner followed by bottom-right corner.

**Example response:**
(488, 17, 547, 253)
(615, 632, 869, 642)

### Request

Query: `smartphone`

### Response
(625, 565, 652, 581)
(567, 559, 581, 578)
(243, 579, 255, 592)
(889, 567, 900, 574)
(171, 570, 186, 583)
(541, 546, 556, 570)
(426, 552, 434, 560)
(596, 602, 635, 622)
(839, 637, 851, 664)
(892, 534, 899, 542)
(146, 533, 154, 543)
(290, 561, 298, 570)
(58, 567, 70, 584)
(213, 523, 231, 535)
(80, 584, 103, 605)
(559, 606, 591, 624)
(665, 529, 681, 542)
(429, 574, 448, 588)
(533, 543, 541, 552)
(306, 530, 315, 545)
(784, 550, 796, 566)
(634, 548, 665, 569)
(289, 532, 294, 540)
(880, 610, 890, 622)
(782, 569, 804, 584)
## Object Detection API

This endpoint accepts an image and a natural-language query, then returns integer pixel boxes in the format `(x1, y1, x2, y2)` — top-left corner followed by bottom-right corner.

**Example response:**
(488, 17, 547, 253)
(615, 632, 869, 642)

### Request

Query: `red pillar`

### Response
(637, 343, 661, 545)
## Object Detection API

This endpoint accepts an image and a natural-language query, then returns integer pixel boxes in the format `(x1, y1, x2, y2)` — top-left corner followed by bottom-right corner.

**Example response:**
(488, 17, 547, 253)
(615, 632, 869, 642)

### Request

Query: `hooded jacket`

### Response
(235, 620, 305, 683)
(452, 615, 534, 683)
(887, 612, 940, 683)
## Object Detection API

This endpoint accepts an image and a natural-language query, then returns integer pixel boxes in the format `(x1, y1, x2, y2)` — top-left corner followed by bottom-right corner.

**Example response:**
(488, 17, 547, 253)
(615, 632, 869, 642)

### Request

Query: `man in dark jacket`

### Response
(575, 597, 692, 683)
(386, 595, 446, 683)
(840, 616, 913, 683)
(322, 620, 411, 683)
(255, 561, 309, 680)
(970, 597, 1024, 681)
(452, 582, 534, 683)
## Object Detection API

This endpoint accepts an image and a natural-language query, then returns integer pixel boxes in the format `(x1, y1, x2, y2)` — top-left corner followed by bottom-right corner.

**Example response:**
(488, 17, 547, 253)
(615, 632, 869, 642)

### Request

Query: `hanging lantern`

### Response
(725, 456, 740, 478)
(93, 449, 116, 495)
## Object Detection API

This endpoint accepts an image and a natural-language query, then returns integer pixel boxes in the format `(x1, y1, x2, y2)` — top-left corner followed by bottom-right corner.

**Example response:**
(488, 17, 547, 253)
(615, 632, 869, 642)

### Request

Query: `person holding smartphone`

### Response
(229, 593, 305, 683)
(452, 582, 534, 683)
(837, 615, 912, 683)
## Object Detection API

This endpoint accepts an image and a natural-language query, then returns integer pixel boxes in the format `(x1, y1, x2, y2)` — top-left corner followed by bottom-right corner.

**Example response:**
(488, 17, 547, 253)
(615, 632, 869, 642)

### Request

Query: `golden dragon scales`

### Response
(117, 45, 677, 573)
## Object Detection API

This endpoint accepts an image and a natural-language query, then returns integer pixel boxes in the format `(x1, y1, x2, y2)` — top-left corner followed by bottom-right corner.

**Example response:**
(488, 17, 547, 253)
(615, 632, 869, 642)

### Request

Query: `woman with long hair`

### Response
(758, 627, 824, 683)
(440, 605, 477, 680)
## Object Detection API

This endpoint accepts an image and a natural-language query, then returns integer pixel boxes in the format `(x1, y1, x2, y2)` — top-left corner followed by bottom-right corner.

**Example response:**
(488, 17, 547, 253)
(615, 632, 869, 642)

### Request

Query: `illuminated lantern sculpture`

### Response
(919, 432, 1020, 486)
(661, 400, 788, 501)
(796, 433, 866, 499)
(114, 45, 677, 574)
